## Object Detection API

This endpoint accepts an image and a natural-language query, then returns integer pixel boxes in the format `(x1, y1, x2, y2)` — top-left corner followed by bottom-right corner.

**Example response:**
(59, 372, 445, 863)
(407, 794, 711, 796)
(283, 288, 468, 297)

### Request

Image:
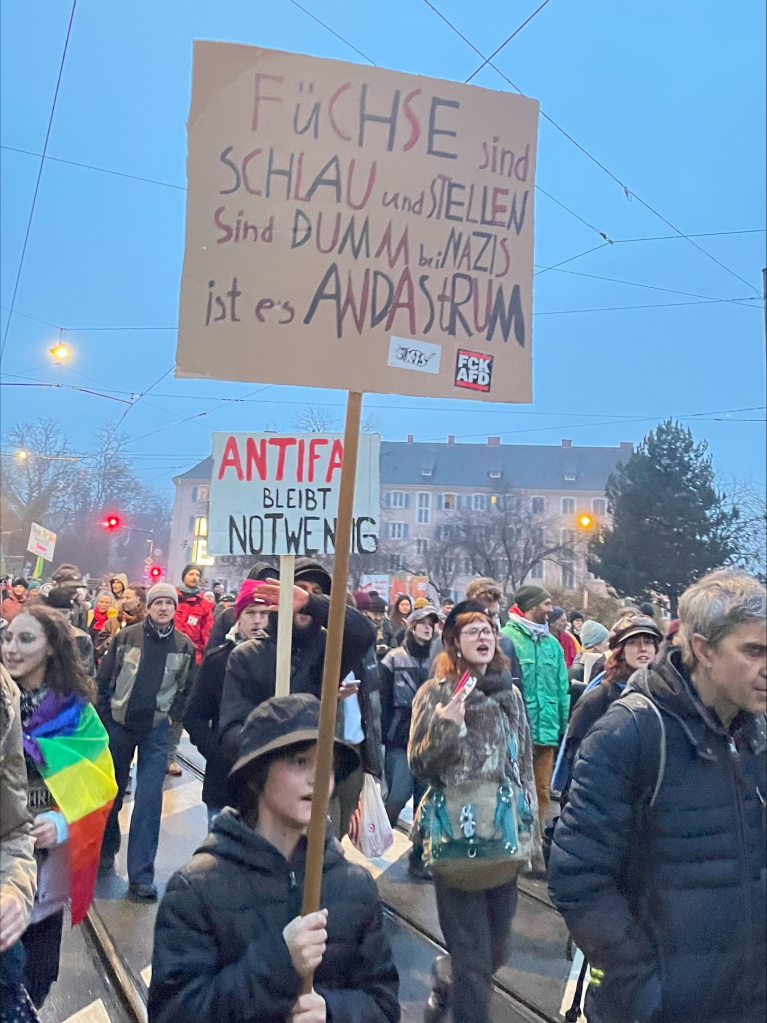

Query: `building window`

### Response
(592, 498, 606, 516)
(437, 493, 457, 511)
(193, 516, 208, 538)
(384, 491, 408, 508)
(416, 538, 428, 556)
(530, 561, 544, 579)
(387, 554, 406, 572)
(190, 485, 209, 503)
(417, 492, 431, 524)
(191, 487, 198, 502)
(387, 521, 408, 540)
(562, 562, 576, 590)
(472, 493, 486, 511)
(531, 496, 546, 515)
(187, 516, 196, 533)
(561, 497, 576, 515)
(192, 538, 215, 566)
(436, 524, 458, 542)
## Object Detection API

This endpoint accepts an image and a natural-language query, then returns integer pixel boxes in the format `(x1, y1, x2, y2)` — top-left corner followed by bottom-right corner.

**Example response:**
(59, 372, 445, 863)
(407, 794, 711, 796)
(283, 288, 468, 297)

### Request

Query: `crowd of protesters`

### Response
(0, 559, 764, 1023)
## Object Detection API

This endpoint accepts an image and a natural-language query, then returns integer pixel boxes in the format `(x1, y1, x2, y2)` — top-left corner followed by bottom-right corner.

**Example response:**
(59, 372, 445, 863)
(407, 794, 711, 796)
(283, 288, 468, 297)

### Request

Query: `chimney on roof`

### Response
(562, 439, 572, 448)
(407, 435, 414, 443)
(619, 442, 633, 454)
(447, 435, 455, 445)
(488, 437, 501, 446)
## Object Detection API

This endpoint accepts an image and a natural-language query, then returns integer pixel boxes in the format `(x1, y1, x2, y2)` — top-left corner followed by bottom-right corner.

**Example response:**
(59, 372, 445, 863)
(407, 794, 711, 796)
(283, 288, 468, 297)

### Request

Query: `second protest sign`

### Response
(206, 430, 380, 557)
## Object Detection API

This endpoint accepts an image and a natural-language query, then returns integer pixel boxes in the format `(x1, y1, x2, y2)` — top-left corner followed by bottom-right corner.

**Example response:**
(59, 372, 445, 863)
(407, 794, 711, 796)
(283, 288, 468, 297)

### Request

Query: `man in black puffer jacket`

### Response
(549, 570, 766, 1023)
(218, 559, 375, 764)
(148, 694, 400, 1023)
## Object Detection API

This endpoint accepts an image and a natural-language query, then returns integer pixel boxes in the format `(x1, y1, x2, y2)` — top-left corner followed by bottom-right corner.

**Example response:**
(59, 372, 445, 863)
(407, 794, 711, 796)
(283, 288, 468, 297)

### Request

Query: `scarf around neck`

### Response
(179, 583, 201, 596)
(508, 609, 550, 640)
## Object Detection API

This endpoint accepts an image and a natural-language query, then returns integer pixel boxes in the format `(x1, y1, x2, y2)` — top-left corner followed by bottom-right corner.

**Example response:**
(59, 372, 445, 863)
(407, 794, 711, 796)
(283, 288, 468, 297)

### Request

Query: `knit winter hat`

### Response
(413, 597, 430, 609)
(580, 620, 609, 649)
(181, 564, 201, 584)
(146, 582, 179, 608)
(513, 584, 551, 613)
(234, 580, 268, 619)
(352, 589, 372, 612)
(367, 591, 387, 614)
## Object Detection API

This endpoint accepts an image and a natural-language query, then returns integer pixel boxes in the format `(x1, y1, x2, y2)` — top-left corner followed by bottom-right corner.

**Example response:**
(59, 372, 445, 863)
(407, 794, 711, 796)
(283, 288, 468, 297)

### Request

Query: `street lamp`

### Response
(578, 514, 594, 529)
(49, 343, 70, 362)
(16, 449, 28, 460)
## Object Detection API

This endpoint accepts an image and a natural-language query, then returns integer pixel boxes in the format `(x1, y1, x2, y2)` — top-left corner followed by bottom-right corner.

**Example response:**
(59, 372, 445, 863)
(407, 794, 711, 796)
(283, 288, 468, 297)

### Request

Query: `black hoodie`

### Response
(148, 810, 399, 1023)
(549, 647, 766, 1023)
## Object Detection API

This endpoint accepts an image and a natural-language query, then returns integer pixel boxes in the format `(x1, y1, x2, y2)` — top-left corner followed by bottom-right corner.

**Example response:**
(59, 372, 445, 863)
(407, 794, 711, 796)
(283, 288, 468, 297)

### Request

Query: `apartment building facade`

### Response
(168, 435, 632, 597)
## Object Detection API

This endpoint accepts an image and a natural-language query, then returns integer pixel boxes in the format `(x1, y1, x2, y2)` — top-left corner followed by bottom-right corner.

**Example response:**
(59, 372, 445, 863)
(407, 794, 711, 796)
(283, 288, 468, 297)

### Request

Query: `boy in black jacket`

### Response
(149, 693, 400, 1023)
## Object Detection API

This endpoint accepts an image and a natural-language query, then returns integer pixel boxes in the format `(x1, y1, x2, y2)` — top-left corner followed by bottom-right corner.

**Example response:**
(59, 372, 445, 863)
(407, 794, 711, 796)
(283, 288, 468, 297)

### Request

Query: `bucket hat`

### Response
(227, 694, 359, 803)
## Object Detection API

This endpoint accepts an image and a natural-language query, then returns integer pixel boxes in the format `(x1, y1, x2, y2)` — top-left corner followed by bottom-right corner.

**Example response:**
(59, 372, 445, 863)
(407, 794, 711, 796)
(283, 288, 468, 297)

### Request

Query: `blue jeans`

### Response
(384, 746, 427, 859)
(102, 718, 169, 886)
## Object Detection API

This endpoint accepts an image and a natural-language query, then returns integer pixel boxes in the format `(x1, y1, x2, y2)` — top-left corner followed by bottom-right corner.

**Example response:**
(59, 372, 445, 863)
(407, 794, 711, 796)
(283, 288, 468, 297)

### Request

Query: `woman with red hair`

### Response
(409, 600, 540, 1023)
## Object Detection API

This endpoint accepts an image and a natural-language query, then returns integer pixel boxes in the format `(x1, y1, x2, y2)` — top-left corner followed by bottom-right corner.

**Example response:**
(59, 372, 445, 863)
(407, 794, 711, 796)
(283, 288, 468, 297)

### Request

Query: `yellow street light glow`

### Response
(578, 514, 593, 528)
(16, 449, 29, 460)
(50, 343, 70, 360)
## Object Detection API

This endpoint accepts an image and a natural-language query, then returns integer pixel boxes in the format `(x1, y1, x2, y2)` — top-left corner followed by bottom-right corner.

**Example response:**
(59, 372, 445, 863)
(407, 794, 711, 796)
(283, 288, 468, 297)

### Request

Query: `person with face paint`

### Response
(97, 583, 195, 901)
(1, 604, 114, 1008)
(149, 694, 400, 1023)
(183, 581, 270, 829)
(379, 606, 441, 880)
(409, 601, 539, 1023)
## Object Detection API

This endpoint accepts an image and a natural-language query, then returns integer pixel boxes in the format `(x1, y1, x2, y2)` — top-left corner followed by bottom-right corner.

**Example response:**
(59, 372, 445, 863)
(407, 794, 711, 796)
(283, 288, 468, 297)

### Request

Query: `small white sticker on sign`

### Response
(388, 337, 441, 375)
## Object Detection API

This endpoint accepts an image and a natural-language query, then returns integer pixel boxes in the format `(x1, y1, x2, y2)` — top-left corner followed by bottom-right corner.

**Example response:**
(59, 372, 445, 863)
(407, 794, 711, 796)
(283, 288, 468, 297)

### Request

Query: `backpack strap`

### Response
(621, 688, 667, 809)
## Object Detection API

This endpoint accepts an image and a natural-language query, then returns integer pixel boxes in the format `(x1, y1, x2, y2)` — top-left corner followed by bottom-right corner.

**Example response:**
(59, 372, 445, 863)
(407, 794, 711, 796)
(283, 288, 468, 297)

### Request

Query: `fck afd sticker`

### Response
(455, 350, 493, 393)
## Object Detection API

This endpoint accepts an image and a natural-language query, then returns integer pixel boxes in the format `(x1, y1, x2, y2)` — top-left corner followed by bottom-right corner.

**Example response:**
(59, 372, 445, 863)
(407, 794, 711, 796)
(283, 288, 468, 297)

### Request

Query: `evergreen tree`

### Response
(588, 420, 738, 614)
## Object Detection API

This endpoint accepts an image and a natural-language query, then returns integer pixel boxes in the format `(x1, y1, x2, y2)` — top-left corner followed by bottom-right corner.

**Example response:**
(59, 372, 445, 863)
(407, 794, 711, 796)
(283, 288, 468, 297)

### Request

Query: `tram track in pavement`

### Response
(174, 752, 560, 1022)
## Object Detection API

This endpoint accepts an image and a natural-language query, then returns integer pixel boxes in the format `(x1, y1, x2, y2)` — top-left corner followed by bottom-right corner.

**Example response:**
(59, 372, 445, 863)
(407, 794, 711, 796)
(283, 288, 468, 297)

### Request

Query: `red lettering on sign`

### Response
(218, 437, 244, 480)
(326, 439, 344, 482)
(308, 437, 329, 482)
(268, 437, 297, 481)
(246, 437, 267, 480)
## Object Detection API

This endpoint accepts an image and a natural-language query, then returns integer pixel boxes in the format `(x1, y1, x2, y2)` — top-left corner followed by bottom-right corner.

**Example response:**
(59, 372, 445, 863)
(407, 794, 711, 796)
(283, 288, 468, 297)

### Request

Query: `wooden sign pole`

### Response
(275, 554, 295, 697)
(300, 390, 362, 991)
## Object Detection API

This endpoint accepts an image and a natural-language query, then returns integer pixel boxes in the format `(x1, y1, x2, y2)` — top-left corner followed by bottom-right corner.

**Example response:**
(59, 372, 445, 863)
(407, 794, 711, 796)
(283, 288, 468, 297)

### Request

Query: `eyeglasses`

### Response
(461, 626, 495, 640)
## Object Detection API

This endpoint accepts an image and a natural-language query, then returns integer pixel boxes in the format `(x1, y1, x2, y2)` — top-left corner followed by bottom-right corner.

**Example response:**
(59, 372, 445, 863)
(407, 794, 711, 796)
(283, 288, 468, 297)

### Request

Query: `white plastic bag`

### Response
(348, 774, 394, 859)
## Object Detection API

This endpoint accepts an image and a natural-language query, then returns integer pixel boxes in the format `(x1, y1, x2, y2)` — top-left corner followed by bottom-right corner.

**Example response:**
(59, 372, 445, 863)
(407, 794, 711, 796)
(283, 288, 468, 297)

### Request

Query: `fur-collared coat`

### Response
(408, 668, 542, 886)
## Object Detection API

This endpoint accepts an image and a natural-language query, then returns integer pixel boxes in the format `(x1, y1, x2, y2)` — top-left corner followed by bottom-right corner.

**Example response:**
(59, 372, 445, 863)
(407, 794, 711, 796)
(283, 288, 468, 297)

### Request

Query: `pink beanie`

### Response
(235, 580, 268, 619)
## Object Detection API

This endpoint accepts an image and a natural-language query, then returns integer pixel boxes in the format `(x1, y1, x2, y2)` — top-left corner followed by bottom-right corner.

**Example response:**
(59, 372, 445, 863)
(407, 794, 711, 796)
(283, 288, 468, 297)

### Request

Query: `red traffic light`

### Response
(103, 514, 122, 531)
(149, 565, 163, 580)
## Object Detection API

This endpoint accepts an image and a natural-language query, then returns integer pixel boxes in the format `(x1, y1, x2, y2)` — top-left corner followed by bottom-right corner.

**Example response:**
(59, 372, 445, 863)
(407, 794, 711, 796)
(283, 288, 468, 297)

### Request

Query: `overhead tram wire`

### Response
(418, 0, 763, 297)
(119, 366, 174, 423)
(1, 146, 186, 191)
(0, 0, 78, 364)
(464, 0, 556, 83)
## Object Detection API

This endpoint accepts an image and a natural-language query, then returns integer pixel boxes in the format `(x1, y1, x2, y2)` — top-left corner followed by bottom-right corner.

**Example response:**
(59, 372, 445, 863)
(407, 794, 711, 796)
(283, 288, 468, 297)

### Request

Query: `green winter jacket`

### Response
(501, 617, 569, 746)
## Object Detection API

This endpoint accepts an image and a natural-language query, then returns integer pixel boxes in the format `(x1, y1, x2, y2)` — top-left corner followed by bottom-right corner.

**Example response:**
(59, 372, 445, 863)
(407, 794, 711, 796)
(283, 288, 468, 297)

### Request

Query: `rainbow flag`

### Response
(24, 692, 117, 925)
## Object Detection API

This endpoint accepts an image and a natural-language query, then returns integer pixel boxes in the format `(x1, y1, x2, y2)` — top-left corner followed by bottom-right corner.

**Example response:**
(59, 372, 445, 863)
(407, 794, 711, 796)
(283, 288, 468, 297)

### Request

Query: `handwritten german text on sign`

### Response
(207, 432, 380, 556)
(177, 42, 538, 402)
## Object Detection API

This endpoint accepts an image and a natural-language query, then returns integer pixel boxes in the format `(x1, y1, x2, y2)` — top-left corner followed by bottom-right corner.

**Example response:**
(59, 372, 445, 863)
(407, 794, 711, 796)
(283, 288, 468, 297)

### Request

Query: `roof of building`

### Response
(173, 439, 631, 492)
(173, 457, 213, 483)
(380, 439, 631, 491)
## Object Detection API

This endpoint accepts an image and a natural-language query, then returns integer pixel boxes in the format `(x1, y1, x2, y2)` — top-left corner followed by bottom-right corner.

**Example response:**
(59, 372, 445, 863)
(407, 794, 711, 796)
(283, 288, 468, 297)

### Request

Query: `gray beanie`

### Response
(146, 582, 178, 608)
(580, 620, 609, 649)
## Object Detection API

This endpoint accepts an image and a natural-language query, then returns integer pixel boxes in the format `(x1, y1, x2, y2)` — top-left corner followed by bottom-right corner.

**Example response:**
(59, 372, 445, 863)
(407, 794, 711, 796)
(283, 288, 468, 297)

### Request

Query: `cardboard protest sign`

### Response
(27, 523, 57, 562)
(177, 42, 538, 402)
(207, 431, 380, 556)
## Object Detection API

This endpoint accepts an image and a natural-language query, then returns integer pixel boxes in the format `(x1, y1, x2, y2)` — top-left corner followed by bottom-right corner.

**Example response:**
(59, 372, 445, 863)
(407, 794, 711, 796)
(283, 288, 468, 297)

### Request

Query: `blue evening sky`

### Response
(1, 0, 765, 495)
